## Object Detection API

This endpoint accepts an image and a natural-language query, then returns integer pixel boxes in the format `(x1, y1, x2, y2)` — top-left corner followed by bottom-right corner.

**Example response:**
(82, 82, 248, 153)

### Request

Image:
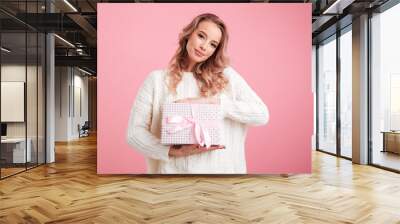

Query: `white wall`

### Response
(1, 65, 26, 133)
(71, 72, 89, 139)
(55, 66, 89, 141)
(55, 66, 69, 141)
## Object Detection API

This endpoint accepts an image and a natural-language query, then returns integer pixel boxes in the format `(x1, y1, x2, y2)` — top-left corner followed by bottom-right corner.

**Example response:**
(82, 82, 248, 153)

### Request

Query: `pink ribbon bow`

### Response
(165, 105, 211, 148)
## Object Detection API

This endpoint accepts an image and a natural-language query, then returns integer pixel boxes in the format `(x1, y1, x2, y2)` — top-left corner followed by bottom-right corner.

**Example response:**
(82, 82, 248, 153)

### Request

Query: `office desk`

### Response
(1, 138, 32, 163)
(382, 131, 400, 154)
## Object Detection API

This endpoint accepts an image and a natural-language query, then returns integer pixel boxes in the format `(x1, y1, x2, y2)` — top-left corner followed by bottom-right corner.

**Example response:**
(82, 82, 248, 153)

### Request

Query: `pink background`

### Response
(97, 3, 312, 174)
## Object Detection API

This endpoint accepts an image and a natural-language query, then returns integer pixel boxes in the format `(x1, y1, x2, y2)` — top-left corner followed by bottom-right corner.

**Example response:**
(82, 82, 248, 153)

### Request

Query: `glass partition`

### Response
(27, 30, 38, 170)
(1, 30, 28, 177)
(0, 1, 46, 179)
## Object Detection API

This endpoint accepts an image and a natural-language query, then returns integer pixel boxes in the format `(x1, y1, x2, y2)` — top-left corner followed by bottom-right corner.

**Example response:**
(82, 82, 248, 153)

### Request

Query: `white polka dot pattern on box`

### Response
(161, 103, 223, 146)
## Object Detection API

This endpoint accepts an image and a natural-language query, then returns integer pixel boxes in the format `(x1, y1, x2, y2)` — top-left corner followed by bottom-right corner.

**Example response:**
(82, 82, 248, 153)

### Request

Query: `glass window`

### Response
(312, 45, 317, 150)
(371, 3, 400, 171)
(318, 35, 337, 154)
(339, 27, 352, 158)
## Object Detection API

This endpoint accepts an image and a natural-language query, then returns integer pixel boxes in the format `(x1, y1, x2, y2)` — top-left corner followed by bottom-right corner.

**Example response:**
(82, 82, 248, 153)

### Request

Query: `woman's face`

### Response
(186, 20, 222, 65)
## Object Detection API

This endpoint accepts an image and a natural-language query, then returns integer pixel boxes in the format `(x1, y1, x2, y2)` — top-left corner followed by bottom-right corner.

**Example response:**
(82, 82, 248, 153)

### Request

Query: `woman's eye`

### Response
(198, 33, 204, 39)
(211, 44, 217, 48)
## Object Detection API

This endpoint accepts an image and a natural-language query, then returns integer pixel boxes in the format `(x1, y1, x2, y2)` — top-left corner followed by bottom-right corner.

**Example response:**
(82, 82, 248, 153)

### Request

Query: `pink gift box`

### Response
(161, 103, 224, 147)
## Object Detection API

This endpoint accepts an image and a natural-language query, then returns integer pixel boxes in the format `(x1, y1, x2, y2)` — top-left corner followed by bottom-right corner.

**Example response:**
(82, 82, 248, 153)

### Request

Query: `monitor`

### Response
(1, 123, 7, 137)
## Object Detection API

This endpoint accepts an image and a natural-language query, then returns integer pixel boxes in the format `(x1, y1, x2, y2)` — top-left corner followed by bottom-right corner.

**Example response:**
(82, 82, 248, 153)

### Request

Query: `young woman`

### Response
(126, 13, 269, 174)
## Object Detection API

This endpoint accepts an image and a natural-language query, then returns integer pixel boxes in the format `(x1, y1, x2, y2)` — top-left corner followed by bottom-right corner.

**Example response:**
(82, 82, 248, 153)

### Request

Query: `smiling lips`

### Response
(194, 49, 205, 57)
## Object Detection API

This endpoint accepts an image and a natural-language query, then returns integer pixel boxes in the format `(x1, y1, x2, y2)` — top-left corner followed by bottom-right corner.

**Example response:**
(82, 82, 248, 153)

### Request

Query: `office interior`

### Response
(0, 0, 400, 223)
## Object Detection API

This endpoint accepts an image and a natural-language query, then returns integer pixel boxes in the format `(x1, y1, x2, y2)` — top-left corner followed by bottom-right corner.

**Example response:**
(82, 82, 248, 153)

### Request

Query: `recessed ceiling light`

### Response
(63, 0, 78, 12)
(78, 67, 93, 76)
(322, 0, 355, 15)
(54, 34, 75, 48)
(1, 47, 11, 53)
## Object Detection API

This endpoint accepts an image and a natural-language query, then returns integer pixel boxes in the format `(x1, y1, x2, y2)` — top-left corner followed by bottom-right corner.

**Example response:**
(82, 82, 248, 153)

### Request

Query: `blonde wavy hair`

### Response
(167, 13, 229, 97)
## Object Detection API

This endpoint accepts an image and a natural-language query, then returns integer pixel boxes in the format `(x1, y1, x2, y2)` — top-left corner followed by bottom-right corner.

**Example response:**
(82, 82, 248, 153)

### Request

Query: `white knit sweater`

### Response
(126, 67, 269, 174)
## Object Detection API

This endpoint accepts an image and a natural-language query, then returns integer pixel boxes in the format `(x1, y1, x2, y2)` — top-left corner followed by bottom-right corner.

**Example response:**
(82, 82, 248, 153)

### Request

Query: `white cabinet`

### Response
(1, 138, 32, 163)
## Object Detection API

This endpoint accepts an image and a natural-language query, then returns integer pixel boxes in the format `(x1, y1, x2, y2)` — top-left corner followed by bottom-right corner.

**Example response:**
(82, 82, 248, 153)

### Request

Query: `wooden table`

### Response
(381, 131, 400, 154)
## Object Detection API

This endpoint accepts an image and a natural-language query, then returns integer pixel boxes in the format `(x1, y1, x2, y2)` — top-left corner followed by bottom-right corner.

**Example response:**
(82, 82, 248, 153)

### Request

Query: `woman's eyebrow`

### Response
(198, 30, 208, 36)
(199, 30, 219, 45)
(211, 40, 219, 45)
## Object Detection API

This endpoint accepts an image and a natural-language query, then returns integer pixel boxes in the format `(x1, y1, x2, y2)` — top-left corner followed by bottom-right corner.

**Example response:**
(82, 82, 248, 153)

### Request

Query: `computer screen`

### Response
(1, 123, 7, 137)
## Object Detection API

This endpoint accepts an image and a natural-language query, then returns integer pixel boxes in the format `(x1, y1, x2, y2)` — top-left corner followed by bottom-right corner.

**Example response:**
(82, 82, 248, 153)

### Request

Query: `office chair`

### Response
(79, 121, 90, 138)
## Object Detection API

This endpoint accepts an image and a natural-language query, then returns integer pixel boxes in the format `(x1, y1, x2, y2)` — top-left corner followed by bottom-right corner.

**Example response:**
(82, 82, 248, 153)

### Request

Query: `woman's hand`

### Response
(174, 97, 220, 104)
(168, 144, 225, 157)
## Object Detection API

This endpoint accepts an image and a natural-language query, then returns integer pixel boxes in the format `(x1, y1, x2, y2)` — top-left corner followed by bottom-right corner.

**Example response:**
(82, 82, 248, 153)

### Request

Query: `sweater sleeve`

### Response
(220, 67, 269, 126)
(126, 71, 170, 162)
